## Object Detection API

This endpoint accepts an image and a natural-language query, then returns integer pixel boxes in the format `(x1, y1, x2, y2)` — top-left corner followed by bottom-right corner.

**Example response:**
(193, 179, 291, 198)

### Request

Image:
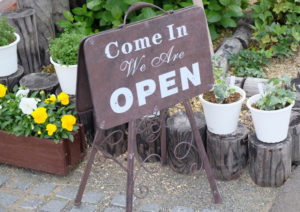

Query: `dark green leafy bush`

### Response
(0, 17, 16, 46)
(58, 0, 247, 40)
(229, 49, 271, 78)
(48, 33, 85, 66)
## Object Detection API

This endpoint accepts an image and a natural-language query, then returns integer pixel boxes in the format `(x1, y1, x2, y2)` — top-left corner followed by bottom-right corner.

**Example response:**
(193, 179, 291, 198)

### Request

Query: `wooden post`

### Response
(17, 0, 55, 65)
(52, 0, 69, 32)
(289, 114, 300, 165)
(0, 65, 24, 91)
(2, 9, 41, 74)
(249, 133, 292, 187)
(166, 112, 206, 174)
(206, 123, 248, 181)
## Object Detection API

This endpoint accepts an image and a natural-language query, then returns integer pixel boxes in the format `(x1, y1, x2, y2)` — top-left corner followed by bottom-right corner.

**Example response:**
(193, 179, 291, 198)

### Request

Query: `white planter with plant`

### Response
(247, 75, 296, 143)
(0, 17, 20, 77)
(199, 61, 246, 135)
(49, 33, 84, 95)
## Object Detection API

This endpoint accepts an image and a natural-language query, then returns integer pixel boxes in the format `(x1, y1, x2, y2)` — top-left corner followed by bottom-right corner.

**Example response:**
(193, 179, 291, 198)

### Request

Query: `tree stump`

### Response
(19, 73, 58, 93)
(249, 133, 292, 187)
(17, 0, 55, 65)
(0, 65, 24, 91)
(166, 112, 206, 174)
(289, 114, 300, 165)
(52, 0, 69, 32)
(1, 9, 41, 74)
(206, 123, 248, 181)
(136, 114, 162, 163)
(291, 78, 300, 109)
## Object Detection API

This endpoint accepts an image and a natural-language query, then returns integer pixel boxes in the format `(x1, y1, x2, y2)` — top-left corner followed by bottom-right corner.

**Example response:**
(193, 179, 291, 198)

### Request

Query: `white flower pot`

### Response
(199, 86, 246, 135)
(50, 57, 77, 95)
(0, 33, 20, 77)
(247, 94, 294, 143)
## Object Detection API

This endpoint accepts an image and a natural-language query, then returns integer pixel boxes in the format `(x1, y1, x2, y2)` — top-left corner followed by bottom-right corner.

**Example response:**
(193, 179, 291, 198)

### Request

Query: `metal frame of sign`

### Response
(74, 2, 222, 211)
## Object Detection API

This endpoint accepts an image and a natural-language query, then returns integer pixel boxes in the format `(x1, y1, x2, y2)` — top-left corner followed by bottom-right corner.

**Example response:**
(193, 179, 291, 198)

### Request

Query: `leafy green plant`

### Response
(203, 0, 248, 40)
(251, 0, 300, 58)
(48, 33, 84, 66)
(0, 85, 78, 144)
(0, 17, 16, 46)
(255, 75, 296, 111)
(229, 49, 271, 78)
(212, 57, 235, 103)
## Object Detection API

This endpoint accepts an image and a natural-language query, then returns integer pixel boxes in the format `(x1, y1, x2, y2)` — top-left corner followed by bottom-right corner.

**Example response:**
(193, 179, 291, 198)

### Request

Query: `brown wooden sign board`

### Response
(82, 6, 213, 129)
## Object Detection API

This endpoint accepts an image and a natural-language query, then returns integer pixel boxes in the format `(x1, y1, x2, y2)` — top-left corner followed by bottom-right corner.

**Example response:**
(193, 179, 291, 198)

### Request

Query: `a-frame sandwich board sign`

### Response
(75, 2, 222, 211)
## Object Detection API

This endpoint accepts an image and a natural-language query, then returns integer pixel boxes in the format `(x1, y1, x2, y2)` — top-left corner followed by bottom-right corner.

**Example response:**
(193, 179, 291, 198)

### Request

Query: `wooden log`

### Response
(249, 133, 292, 187)
(136, 114, 162, 163)
(291, 78, 300, 109)
(0, 65, 24, 91)
(52, 0, 70, 32)
(17, 0, 55, 65)
(166, 112, 206, 174)
(206, 122, 248, 181)
(233, 25, 253, 48)
(19, 73, 58, 93)
(1, 9, 41, 74)
(226, 76, 245, 88)
(289, 113, 300, 165)
(243, 77, 268, 97)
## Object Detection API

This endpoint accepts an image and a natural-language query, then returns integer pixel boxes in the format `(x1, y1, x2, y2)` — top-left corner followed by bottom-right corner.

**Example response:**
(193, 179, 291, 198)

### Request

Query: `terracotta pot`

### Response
(0, 125, 86, 175)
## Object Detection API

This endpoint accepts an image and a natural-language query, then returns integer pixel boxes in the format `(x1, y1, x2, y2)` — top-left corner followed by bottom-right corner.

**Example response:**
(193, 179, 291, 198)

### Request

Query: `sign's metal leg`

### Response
(126, 120, 136, 212)
(183, 100, 222, 204)
(160, 109, 167, 165)
(74, 130, 104, 206)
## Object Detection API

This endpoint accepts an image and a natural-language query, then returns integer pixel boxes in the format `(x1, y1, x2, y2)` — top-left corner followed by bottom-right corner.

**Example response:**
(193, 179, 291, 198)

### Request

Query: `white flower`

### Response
(16, 89, 30, 97)
(19, 98, 38, 115)
(0, 105, 2, 110)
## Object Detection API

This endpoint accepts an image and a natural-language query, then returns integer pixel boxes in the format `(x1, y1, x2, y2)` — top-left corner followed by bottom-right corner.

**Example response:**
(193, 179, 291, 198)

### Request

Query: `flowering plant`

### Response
(0, 84, 78, 144)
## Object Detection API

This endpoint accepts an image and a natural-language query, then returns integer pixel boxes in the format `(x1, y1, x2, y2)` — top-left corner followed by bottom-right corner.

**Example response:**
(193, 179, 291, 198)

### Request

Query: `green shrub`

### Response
(229, 49, 271, 78)
(0, 17, 16, 46)
(58, 0, 247, 40)
(48, 33, 84, 66)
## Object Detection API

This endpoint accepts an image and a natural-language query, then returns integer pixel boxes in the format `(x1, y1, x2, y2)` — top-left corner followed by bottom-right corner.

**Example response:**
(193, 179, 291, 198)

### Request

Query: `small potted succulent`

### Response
(247, 75, 296, 143)
(48, 32, 84, 95)
(0, 84, 86, 175)
(199, 58, 246, 135)
(0, 17, 20, 77)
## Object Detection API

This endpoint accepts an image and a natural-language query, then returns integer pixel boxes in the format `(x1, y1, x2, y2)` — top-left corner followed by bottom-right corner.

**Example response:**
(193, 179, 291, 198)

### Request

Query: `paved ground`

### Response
(0, 148, 287, 212)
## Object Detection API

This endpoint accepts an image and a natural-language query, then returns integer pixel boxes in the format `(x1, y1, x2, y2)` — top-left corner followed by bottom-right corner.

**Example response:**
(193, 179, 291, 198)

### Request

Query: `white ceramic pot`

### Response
(199, 86, 246, 135)
(247, 94, 294, 143)
(50, 57, 77, 95)
(0, 33, 20, 77)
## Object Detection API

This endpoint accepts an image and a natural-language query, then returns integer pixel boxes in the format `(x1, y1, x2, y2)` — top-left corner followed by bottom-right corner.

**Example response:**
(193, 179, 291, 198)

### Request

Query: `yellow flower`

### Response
(46, 124, 57, 136)
(38, 130, 42, 135)
(61, 115, 76, 131)
(0, 84, 7, 98)
(57, 92, 69, 105)
(31, 107, 48, 124)
(45, 95, 56, 104)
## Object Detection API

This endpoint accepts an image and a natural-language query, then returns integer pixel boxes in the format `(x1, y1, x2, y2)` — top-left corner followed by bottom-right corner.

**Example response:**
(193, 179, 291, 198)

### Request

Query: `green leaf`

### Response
(179, 2, 193, 8)
(69, 134, 74, 142)
(208, 0, 222, 11)
(208, 24, 218, 40)
(227, 5, 243, 17)
(111, 6, 123, 19)
(141, 8, 157, 19)
(220, 17, 236, 28)
(219, 0, 231, 6)
(87, 0, 102, 11)
(63, 11, 74, 22)
(72, 7, 87, 16)
(206, 11, 221, 23)
(56, 20, 72, 29)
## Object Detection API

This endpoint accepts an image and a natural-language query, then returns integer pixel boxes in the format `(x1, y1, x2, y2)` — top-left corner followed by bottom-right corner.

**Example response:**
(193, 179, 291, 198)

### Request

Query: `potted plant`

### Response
(199, 59, 246, 135)
(48, 32, 84, 95)
(0, 84, 86, 175)
(0, 17, 20, 77)
(247, 75, 296, 143)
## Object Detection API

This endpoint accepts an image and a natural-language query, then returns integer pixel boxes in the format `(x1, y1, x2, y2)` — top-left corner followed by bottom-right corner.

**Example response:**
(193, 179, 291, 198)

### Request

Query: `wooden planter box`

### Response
(0, 125, 86, 175)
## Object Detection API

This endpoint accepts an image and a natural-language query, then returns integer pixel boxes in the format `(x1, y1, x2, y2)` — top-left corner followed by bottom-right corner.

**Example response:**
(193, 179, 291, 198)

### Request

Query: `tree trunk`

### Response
(289, 115, 300, 165)
(136, 114, 162, 163)
(0, 65, 24, 91)
(166, 112, 206, 174)
(17, 0, 55, 65)
(19, 72, 58, 93)
(249, 133, 292, 187)
(1, 9, 41, 74)
(52, 0, 69, 32)
(206, 123, 248, 181)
